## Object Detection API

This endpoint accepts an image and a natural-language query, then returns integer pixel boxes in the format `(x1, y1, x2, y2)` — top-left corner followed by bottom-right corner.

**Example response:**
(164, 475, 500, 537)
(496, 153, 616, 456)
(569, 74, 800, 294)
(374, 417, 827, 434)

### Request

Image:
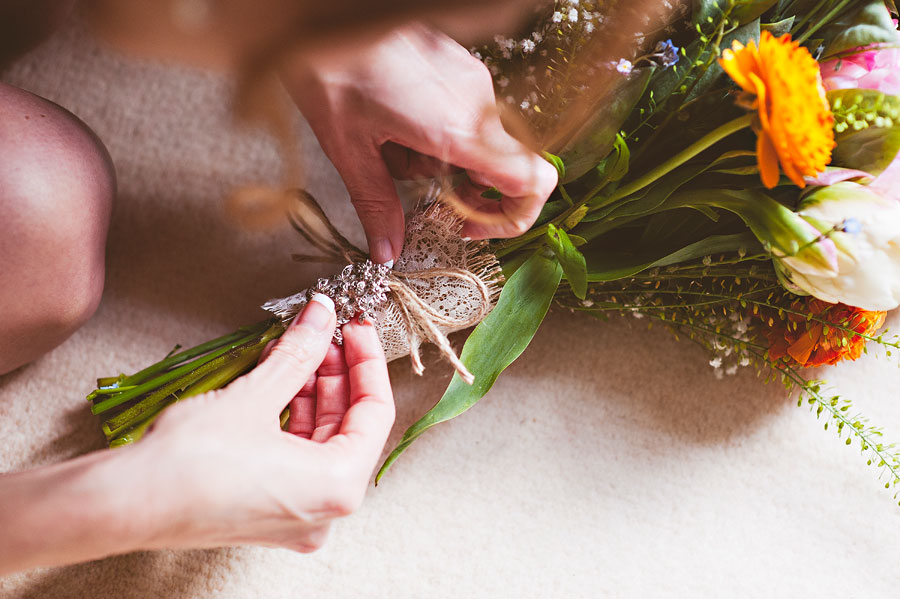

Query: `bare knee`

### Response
(0, 83, 115, 373)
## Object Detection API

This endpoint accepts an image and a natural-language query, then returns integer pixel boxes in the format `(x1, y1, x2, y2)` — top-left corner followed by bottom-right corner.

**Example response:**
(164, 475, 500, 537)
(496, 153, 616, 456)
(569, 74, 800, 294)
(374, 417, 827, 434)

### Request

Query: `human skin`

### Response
(0, 298, 396, 574)
(0, 82, 114, 374)
(0, 0, 552, 571)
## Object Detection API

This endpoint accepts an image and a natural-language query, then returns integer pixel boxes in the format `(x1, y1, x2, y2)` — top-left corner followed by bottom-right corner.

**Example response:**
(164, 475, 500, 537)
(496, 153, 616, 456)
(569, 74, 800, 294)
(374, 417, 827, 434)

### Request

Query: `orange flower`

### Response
(763, 299, 886, 369)
(719, 31, 835, 189)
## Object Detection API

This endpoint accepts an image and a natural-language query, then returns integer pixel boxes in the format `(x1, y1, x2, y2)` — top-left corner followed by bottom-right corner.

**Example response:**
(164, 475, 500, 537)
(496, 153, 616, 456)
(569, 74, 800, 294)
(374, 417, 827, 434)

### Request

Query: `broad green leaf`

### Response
(829, 89, 900, 175)
(584, 232, 761, 281)
(546, 224, 588, 299)
(376, 252, 563, 482)
(761, 16, 794, 36)
(820, 1, 898, 59)
(558, 69, 651, 183)
(694, 0, 776, 26)
(534, 199, 568, 226)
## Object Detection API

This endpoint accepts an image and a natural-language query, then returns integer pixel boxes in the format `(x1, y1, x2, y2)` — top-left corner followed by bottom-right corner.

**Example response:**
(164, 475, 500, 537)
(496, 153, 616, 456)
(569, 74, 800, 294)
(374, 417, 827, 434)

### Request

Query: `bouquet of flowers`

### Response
(88, 0, 900, 501)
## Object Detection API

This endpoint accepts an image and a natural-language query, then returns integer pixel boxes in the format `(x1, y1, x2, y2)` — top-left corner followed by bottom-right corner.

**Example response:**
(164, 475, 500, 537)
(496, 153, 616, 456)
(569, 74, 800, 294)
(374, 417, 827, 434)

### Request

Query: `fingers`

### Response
(326, 319, 395, 468)
(310, 344, 351, 442)
(381, 141, 462, 180)
(238, 294, 336, 416)
(403, 113, 558, 240)
(339, 150, 406, 265)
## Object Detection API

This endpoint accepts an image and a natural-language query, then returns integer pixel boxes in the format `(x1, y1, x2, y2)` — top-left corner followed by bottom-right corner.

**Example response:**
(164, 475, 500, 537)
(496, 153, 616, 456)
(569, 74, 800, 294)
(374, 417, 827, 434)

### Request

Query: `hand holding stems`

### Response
(282, 22, 559, 264)
(0, 296, 396, 574)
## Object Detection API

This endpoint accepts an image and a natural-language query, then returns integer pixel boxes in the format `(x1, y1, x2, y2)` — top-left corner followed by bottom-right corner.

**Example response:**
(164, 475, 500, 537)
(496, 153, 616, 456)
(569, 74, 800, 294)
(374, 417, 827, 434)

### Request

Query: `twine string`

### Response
(286, 189, 493, 384)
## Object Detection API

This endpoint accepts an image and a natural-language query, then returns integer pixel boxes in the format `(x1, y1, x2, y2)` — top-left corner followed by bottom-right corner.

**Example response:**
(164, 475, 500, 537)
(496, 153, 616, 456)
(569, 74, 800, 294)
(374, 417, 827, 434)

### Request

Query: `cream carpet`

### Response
(2, 18, 900, 598)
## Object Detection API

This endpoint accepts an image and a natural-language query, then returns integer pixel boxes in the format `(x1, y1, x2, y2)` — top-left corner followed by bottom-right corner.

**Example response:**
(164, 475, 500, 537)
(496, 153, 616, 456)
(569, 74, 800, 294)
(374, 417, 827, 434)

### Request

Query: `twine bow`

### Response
(284, 189, 496, 385)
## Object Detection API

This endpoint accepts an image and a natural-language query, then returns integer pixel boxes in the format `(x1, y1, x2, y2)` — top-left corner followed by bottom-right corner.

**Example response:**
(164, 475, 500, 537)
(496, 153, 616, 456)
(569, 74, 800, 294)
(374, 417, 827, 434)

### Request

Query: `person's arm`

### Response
(0, 296, 395, 575)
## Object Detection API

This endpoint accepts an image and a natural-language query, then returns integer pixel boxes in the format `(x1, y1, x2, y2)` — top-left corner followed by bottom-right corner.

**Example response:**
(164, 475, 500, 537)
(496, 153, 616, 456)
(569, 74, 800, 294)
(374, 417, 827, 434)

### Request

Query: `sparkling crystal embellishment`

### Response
(306, 261, 391, 344)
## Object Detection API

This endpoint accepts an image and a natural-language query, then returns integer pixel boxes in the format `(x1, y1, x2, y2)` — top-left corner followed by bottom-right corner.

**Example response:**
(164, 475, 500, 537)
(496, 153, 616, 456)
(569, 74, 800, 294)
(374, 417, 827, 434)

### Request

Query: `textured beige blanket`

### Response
(2, 18, 899, 598)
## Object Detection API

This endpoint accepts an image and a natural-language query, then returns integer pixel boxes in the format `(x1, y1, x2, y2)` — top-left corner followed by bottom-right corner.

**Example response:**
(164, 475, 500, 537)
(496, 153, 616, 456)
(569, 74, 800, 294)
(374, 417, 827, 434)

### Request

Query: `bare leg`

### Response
(0, 83, 115, 374)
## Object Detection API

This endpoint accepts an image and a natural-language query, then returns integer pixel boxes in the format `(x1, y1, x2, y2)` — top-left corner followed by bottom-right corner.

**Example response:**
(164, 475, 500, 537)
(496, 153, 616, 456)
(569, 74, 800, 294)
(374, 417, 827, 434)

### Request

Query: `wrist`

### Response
(0, 444, 168, 574)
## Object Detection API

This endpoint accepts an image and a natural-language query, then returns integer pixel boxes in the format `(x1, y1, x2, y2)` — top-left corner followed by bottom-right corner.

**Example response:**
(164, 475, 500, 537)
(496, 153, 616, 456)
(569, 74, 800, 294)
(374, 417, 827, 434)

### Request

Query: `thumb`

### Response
(340, 150, 406, 265)
(239, 294, 336, 415)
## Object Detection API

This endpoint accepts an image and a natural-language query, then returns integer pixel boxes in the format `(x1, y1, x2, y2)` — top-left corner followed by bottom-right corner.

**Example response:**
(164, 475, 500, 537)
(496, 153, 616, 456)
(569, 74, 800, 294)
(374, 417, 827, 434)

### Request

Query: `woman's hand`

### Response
(138, 295, 395, 552)
(0, 296, 395, 573)
(283, 23, 559, 264)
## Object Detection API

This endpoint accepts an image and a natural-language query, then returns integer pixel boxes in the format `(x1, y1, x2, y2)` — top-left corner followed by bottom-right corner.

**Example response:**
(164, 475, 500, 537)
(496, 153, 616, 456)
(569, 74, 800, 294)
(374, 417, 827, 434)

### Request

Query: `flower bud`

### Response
(782, 182, 900, 310)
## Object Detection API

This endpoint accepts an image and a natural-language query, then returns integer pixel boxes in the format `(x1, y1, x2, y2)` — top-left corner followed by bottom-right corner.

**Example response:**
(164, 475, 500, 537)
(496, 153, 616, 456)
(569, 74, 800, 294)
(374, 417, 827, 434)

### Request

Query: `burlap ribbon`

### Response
(274, 189, 501, 384)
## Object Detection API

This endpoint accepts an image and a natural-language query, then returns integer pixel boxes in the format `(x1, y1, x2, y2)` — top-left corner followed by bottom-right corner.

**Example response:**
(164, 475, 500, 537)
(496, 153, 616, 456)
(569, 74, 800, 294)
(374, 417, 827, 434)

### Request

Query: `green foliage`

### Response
(559, 72, 649, 183)
(376, 252, 563, 481)
(760, 16, 795, 36)
(546, 224, 588, 299)
(583, 232, 761, 281)
(480, 187, 503, 200)
(830, 89, 900, 175)
(819, 0, 899, 59)
(542, 151, 566, 180)
(686, 18, 761, 103)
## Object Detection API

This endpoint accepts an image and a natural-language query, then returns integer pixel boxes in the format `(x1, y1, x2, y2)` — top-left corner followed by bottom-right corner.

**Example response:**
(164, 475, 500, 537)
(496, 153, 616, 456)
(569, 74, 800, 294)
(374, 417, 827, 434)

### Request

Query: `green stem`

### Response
(90, 325, 269, 414)
(604, 114, 753, 206)
(796, 0, 853, 45)
(107, 337, 269, 444)
(102, 323, 284, 438)
(121, 320, 269, 387)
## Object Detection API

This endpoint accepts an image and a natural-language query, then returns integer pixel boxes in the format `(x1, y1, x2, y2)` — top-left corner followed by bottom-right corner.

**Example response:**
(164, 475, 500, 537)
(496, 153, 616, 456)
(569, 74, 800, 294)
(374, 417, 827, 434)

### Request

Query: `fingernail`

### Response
(384, 259, 394, 269)
(371, 238, 395, 266)
(461, 236, 472, 242)
(298, 293, 335, 332)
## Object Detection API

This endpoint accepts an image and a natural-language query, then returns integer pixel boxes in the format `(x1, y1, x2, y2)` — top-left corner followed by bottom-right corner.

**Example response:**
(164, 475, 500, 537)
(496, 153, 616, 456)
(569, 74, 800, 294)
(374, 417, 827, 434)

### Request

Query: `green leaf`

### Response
(583, 232, 761, 281)
(546, 224, 588, 299)
(542, 151, 566, 180)
(608, 134, 631, 183)
(534, 199, 569, 226)
(829, 89, 900, 175)
(687, 18, 761, 102)
(820, 1, 899, 59)
(376, 252, 563, 482)
(558, 69, 650, 183)
(760, 16, 794, 36)
(694, 0, 776, 27)
(480, 187, 503, 200)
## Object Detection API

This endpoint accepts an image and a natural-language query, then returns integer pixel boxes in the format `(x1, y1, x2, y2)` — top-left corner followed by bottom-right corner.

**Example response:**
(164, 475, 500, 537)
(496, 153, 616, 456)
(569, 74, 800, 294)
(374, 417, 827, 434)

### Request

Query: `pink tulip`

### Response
(819, 45, 900, 96)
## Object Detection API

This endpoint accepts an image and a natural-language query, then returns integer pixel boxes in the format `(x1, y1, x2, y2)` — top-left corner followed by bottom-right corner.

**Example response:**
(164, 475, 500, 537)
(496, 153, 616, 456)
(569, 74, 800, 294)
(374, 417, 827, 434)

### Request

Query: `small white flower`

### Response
(709, 357, 723, 369)
(615, 58, 633, 74)
(568, 7, 579, 22)
(489, 65, 500, 76)
(584, 22, 594, 33)
(725, 364, 739, 376)
(582, 10, 592, 21)
(552, 11, 564, 23)
(532, 31, 543, 42)
(568, 0, 579, 5)
(739, 356, 751, 367)
(521, 39, 536, 53)
(505, 95, 515, 104)
(520, 100, 531, 110)
(471, 51, 482, 60)
(581, 299, 594, 307)
(497, 76, 510, 88)
(632, 310, 644, 319)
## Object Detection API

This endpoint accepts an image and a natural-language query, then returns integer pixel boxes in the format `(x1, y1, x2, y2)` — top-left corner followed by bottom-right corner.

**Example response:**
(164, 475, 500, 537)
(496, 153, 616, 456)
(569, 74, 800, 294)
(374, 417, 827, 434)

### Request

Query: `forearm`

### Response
(0, 446, 161, 575)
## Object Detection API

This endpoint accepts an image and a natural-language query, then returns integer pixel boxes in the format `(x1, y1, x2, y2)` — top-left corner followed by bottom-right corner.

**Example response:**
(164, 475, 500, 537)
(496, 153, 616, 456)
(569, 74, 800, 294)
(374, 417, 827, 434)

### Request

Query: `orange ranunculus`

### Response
(763, 298, 886, 369)
(719, 31, 835, 189)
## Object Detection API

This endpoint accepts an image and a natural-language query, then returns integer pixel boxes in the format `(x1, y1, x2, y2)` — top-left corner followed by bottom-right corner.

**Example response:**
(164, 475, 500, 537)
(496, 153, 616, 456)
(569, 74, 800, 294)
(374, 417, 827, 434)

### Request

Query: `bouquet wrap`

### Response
(261, 189, 503, 383)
